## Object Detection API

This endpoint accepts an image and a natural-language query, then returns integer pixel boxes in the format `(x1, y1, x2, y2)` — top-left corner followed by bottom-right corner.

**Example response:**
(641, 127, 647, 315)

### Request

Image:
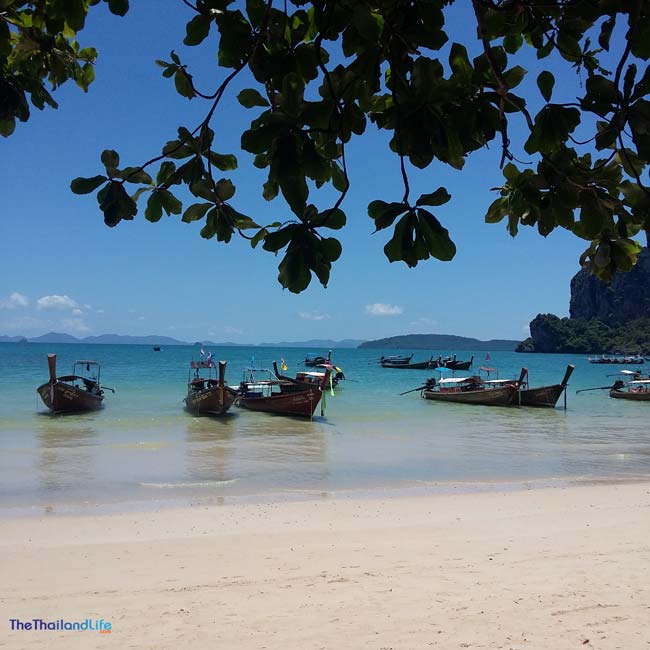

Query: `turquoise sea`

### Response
(1, 342, 648, 515)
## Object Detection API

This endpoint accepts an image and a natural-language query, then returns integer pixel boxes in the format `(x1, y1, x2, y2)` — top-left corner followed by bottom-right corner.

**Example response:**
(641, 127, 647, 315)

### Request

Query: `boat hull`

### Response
(422, 385, 517, 406)
(609, 389, 650, 401)
(37, 381, 104, 413)
(381, 361, 435, 369)
(237, 389, 323, 417)
(184, 385, 237, 415)
(518, 384, 565, 407)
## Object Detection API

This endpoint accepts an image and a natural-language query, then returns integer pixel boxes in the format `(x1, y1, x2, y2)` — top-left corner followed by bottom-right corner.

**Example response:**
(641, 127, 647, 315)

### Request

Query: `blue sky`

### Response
(1, 2, 610, 343)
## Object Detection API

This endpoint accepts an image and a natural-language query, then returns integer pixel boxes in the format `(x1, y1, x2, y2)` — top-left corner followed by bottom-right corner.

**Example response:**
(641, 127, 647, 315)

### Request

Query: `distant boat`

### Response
(437, 354, 474, 370)
(377, 354, 414, 365)
(153, 346, 161, 352)
(36, 354, 106, 413)
(184, 359, 237, 416)
(588, 355, 644, 364)
(518, 364, 575, 408)
(305, 350, 332, 367)
(237, 362, 331, 418)
(381, 355, 437, 369)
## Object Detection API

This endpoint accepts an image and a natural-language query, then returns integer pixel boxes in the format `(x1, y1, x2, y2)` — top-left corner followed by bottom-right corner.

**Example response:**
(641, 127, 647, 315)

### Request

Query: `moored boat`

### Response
(588, 354, 644, 364)
(237, 362, 332, 418)
(184, 358, 237, 416)
(380, 355, 436, 369)
(518, 364, 575, 408)
(421, 369, 525, 407)
(36, 354, 106, 413)
(609, 379, 650, 401)
(437, 354, 474, 370)
(305, 350, 332, 367)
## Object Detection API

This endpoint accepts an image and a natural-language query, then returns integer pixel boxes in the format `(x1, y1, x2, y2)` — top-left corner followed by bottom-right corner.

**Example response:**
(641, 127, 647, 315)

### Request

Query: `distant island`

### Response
(358, 334, 519, 351)
(519, 247, 650, 353)
(0, 332, 366, 348)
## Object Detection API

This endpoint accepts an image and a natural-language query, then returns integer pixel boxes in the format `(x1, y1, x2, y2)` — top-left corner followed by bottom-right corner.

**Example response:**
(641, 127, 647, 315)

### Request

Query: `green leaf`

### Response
(182, 202, 212, 223)
(237, 88, 269, 108)
(107, 0, 129, 17)
(368, 200, 408, 231)
(416, 188, 451, 207)
(537, 71, 554, 102)
(174, 69, 195, 99)
(215, 179, 235, 201)
(145, 192, 163, 222)
(184, 14, 211, 46)
(101, 149, 119, 169)
(159, 189, 182, 215)
(99, 180, 137, 227)
(208, 152, 238, 171)
(70, 175, 107, 194)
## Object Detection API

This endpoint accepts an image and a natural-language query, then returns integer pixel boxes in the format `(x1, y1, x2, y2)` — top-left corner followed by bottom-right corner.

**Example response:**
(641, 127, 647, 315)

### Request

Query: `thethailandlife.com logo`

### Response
(10, 618, 112, 634)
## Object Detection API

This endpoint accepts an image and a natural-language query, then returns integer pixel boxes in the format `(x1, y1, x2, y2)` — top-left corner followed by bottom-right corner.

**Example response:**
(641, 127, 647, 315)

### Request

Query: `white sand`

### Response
(1, 482, 650, 649)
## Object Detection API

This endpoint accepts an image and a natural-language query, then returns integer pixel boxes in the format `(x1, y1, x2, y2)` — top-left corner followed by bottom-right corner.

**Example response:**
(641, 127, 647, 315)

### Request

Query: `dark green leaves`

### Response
(524, 106, 581, 154)
(237, 89, 269, 108)
(384, 209, 456, 267)
(537, 71, 554, 102)
(70, 175, 107, 194)
(98, 180, 137, 227)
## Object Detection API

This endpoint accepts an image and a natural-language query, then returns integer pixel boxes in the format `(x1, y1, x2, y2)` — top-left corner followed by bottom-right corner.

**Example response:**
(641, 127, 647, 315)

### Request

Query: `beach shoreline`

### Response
(2, 481, 649, 649)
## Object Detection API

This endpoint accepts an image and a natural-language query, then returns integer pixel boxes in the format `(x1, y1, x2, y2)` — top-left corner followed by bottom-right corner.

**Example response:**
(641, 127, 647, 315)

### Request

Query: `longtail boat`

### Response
(421, 368, 526, 407)
(305, 350, 332, 367)
(377, 354, 413, 365)
(236, 362, 331, 418)
(380, 355, 436, 369)
(610, 379, 650, 401)
(36, 354, 106, 413)
(184, 359, 237, 416)
(588, 355, 644, 364)
(518, 364, 575, 408)
(438, 355, 474, 370)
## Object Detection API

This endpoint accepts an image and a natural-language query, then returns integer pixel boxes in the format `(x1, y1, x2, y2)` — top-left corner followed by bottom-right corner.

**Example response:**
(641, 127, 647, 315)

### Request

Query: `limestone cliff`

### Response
(569, 247, 650, 324)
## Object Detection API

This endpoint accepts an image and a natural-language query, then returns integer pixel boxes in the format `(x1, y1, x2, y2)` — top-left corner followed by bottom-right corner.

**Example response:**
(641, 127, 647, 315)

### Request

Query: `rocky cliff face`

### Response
(569, 247, 650, 325)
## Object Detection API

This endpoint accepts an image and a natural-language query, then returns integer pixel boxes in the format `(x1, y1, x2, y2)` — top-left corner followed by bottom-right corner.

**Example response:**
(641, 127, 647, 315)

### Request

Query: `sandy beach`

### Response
(1, 482, 649, 649)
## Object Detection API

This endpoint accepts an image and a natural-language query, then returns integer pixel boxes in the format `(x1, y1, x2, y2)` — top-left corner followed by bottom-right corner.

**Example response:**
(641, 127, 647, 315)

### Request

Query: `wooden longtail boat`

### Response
(305, 350, 332, 367)
(236, 363, 332, 418)
(184, 359, 237, 416)
(610, 379, 650, 401)
(36, 354, 105, 413)
(438, 355, 474, 370)
(421, 369, 525, 407)
(518, 364, 575, 408)
(381, 355, 436, 369)
(378, 354, 414, 365)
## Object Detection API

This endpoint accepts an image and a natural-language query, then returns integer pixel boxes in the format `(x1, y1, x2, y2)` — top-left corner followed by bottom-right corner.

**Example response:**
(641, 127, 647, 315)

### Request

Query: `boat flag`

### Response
(485, 352, 491, 362)
(206, 351, 212, 363)
(200, 348, 205, 358)
(281, 358, 288, 371)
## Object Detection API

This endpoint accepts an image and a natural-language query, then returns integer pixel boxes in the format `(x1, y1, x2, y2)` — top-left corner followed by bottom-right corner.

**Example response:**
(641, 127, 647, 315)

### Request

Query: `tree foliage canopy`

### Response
(4, 0, 650, 291)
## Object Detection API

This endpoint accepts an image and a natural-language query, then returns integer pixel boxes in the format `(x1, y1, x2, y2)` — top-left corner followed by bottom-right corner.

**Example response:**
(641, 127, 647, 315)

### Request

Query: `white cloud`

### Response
(37, 294, 79, 310)
(0, 292, 30, 309)
(298, 311, 331, 321)
(96, 309, 105, 315)
(72, 308, 83, 316)
(224, 326, 243, 335)
(62, 318, 90, 333)
(365, 302, 403, 317)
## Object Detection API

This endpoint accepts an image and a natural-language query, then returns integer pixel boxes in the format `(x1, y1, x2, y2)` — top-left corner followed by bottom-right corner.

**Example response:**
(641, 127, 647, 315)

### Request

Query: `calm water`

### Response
(0, 342, 648, 515)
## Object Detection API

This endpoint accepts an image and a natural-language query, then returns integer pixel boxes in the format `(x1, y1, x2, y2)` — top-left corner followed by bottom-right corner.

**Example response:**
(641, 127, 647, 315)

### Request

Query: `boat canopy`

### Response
(439, 377, 471, 384)
(629, 380, 650, 385)
(484, 379, 513, 384)
(621, 370, 639, 375)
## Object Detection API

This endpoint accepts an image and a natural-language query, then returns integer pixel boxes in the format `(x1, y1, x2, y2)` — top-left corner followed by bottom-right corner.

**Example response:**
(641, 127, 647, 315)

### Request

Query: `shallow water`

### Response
(1, 342, 648, 514)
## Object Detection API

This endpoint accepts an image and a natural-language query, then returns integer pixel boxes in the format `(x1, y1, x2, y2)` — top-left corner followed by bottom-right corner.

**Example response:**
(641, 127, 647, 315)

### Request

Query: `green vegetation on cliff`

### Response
(517, 314, 650, 354)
